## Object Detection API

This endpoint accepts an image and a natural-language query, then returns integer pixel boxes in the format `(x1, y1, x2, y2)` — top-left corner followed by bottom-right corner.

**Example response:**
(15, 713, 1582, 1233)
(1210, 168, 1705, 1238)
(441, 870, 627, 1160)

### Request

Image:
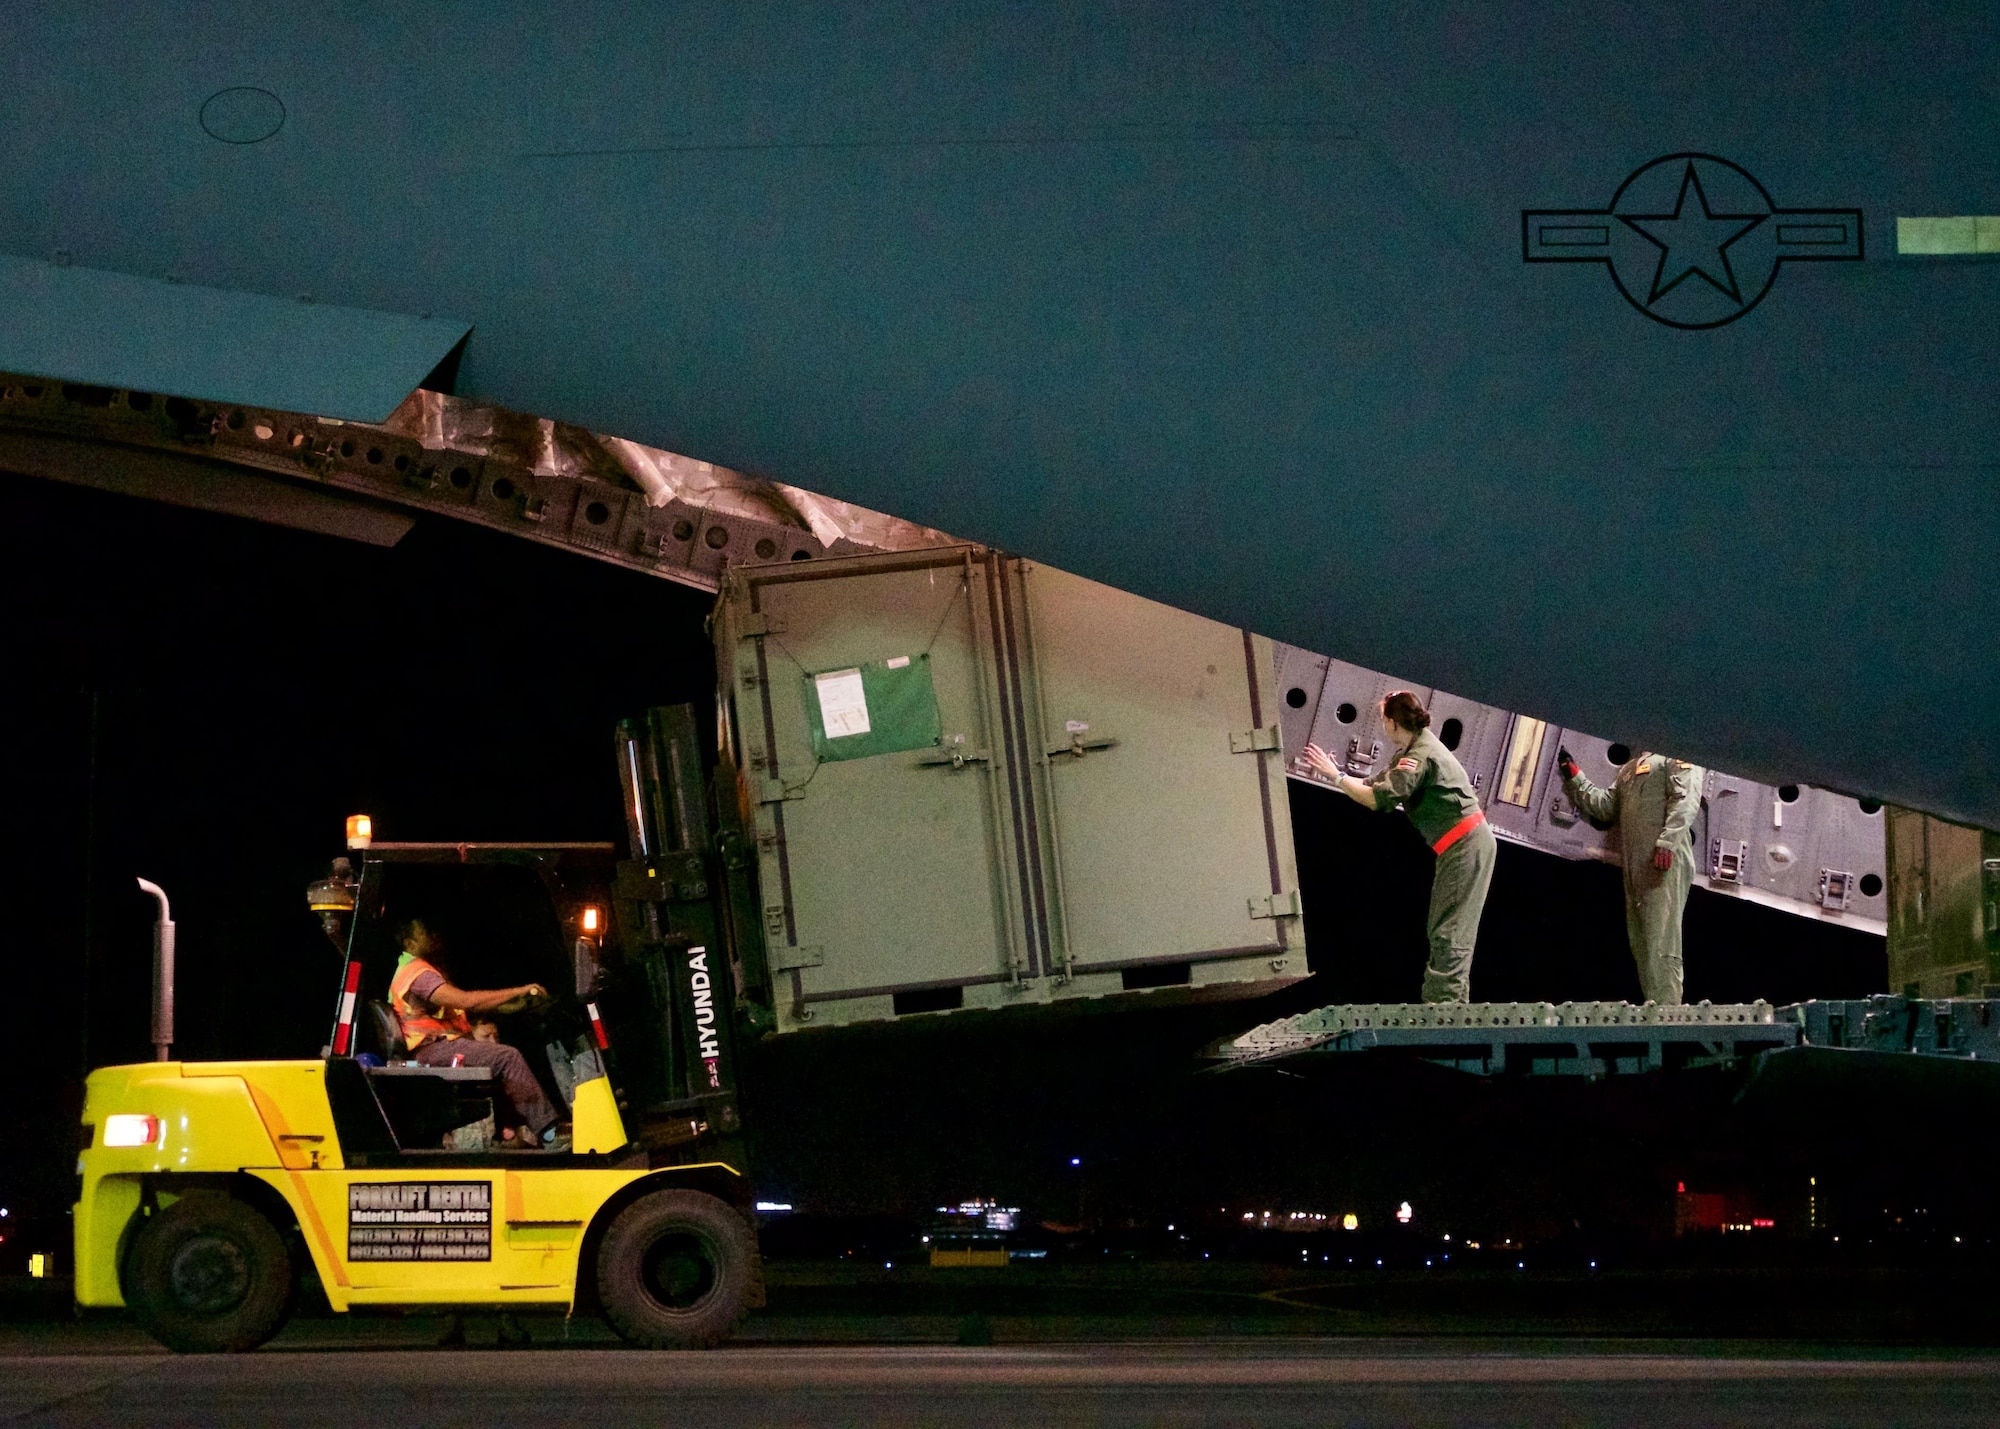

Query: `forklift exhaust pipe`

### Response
(136, 878, 175, 1062)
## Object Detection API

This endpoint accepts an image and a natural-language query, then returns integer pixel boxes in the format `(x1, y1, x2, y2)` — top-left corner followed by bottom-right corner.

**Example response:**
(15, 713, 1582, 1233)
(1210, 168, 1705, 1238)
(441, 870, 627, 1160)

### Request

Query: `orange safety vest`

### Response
(388, 956, 473, 1052)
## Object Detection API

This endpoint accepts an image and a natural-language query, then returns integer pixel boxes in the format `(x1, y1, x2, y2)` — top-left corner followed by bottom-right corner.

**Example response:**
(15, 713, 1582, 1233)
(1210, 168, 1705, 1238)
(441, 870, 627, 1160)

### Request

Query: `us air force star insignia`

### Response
(1523, 154, 1862, 329)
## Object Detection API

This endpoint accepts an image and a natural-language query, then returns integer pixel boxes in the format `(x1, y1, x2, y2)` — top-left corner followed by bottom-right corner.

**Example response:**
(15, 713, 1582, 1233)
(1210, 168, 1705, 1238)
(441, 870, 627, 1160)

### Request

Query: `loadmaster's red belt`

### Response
(1431, 808, 1486, 855)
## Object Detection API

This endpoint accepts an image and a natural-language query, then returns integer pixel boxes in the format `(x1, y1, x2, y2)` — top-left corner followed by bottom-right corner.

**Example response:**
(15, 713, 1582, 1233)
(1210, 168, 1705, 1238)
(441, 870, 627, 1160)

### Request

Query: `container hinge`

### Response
(757, 781, 806, 803)
(1231, 725, 1281, 754)
(738, 613, 784, 638)
(770, 943, 823, 972)
(1249, 891, 1302, 919)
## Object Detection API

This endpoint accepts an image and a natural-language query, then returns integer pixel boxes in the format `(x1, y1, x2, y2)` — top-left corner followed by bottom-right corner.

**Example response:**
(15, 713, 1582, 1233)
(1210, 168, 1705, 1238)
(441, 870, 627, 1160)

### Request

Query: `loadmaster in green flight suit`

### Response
(1302, 690, 1496, 1003)
(1558, 747, 1704, 1004)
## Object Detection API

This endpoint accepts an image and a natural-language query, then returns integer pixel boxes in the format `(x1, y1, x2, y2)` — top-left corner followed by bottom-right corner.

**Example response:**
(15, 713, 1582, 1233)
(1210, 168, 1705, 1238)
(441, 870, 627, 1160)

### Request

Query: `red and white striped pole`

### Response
(331, 959, 363, 1056)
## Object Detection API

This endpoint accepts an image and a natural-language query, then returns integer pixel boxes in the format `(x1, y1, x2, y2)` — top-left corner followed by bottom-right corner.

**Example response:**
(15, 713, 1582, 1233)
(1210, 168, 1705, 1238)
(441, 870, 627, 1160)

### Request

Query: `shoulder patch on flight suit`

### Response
(1395, 757, 1420, 772)
(1633, 760, 1652, 776)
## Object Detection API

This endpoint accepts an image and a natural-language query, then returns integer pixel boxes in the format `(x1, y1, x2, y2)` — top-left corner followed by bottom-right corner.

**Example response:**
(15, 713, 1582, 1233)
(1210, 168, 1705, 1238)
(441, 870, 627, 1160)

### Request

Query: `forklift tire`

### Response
(128, 1191, 295, 1353)
(596, 1189, 756, 1349)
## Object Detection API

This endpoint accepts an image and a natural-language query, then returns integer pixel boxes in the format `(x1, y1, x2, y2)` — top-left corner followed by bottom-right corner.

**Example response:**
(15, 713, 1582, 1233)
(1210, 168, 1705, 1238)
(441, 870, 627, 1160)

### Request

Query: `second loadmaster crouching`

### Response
(1303, 691, 1496, 1003)
(1558, 747, 1704, 1005)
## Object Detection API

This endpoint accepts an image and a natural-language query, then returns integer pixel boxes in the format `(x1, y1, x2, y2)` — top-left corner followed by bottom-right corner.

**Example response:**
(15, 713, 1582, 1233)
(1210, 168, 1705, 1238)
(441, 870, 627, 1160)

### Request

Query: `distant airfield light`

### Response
(754, 1201, 792, 1213)
(1342, 1213, 1359, 1231)
(1069, 1158, 1081, 1167)
(1396, 1202, 1413, 1224)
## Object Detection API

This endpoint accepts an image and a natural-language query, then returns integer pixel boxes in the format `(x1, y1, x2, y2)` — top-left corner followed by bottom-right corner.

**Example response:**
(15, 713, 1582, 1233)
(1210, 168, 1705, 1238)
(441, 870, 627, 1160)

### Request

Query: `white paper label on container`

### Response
(885, 655, 911, 669)
(1065, 720, 1090, 734)
(815, 669, 871, 738)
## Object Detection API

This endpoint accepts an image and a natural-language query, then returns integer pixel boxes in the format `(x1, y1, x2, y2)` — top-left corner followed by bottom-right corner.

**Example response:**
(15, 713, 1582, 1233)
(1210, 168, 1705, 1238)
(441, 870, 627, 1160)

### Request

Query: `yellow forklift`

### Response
(74, 706, 772, 1351)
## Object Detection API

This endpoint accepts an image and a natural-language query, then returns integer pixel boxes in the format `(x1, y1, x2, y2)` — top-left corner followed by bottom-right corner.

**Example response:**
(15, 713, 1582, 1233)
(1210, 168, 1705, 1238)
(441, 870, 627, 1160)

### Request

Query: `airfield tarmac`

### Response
(7, 1261, 1999, 1427)
(4, 1333, 1997, 1428)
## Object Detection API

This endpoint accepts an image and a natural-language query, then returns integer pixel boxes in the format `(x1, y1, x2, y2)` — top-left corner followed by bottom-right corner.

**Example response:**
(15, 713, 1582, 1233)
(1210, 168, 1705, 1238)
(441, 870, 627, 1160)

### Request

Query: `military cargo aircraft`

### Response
(1, 3, 1993, 824)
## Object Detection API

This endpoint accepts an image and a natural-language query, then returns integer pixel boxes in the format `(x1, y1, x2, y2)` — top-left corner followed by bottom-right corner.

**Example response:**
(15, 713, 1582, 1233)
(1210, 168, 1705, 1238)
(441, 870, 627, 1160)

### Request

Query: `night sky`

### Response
(1, 470, 1890, 1247)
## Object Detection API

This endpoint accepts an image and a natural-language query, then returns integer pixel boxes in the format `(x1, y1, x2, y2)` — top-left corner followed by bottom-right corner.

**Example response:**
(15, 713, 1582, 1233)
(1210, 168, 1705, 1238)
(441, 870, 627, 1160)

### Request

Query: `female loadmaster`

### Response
(1302, 691, 1496, 1003)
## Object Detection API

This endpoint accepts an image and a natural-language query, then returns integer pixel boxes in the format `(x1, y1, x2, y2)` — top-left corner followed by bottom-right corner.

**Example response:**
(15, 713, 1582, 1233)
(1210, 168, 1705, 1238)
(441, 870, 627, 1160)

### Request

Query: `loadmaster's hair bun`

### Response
(1381, 690, 1431, 732)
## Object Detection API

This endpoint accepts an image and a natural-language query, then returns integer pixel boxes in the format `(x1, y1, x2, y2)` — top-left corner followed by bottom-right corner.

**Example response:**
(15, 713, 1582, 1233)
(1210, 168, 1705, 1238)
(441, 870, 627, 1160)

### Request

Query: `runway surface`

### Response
(5, 1336, 1998, 1427)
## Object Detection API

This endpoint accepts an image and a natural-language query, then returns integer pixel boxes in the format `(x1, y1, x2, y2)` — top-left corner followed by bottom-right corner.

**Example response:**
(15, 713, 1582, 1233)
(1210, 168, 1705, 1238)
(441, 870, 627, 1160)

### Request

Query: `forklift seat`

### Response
(364, 1000, 404, 1060)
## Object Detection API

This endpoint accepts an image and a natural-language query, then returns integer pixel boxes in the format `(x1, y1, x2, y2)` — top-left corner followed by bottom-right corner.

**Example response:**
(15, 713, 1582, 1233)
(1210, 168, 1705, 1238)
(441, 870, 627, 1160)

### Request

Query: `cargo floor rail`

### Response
(1211, 995, 2000, 1078)
(1209, 999, 1791, 1077)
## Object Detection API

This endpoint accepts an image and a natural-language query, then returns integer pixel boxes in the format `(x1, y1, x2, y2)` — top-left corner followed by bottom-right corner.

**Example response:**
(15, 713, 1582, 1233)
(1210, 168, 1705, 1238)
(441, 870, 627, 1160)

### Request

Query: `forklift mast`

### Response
(609, 704, 761, 1167)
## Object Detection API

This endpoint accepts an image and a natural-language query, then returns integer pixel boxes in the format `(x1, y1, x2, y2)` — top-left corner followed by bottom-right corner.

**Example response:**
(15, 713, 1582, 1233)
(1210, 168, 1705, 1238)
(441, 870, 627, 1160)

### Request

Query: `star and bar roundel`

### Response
(1524, 154, 1862, 328)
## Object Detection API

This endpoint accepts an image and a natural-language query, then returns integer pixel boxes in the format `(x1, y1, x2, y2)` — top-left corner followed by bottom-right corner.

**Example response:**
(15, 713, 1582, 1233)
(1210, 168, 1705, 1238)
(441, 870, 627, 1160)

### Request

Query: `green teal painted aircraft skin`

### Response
(1, 4, 1993, 824)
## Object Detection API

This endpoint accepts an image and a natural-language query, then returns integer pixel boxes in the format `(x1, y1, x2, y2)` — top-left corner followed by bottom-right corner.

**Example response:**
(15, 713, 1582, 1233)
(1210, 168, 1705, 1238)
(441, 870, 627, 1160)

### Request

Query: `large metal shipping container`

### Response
(715, 546, 1307, 1032)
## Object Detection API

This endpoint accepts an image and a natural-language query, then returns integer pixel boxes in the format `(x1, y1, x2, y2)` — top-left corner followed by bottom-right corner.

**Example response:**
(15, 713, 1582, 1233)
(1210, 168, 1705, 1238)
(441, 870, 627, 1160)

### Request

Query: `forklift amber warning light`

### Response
(581, 905, 602, 934)
(346, 813, 373, 849)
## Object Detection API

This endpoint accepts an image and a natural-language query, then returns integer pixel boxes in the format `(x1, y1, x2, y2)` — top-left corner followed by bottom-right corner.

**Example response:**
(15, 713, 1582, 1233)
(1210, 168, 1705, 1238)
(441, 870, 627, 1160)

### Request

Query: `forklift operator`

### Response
(389, 918, 560, 1146)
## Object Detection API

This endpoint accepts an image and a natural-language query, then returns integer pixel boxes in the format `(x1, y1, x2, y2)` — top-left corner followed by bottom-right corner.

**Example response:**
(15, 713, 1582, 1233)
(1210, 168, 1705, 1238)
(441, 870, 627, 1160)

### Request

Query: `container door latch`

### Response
(918, 736, 992, 770)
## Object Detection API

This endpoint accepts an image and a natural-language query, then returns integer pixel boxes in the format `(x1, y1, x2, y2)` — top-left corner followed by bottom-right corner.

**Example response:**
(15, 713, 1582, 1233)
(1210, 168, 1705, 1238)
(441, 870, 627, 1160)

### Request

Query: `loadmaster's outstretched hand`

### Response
(1557, 747, 1580, 781)
(1301, 742, 1343, 784)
